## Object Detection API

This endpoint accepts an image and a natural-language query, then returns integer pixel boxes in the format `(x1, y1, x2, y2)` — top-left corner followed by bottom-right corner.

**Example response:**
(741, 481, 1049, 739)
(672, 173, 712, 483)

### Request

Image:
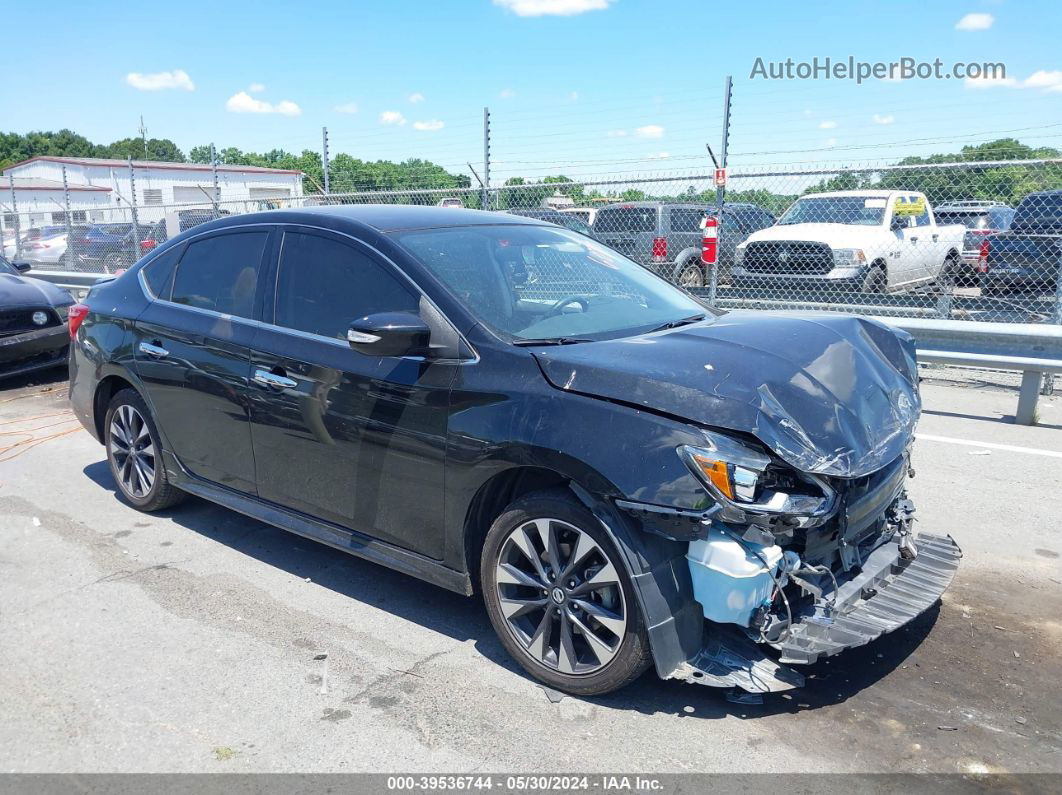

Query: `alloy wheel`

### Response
(679, 264, 705, 288)
(494, 518, 628, 676)
(109, 404, 156, 498)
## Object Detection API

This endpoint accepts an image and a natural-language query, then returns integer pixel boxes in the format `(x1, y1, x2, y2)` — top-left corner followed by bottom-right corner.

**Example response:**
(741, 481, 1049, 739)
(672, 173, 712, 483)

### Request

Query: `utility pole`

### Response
(8, 174, 22, 260)
(138, 116, 149, 159)
(709, 75, 732, 305)
(210, 142, 220, 219)
(321, 126, 331, 196)
(482, 107, 491, 211)
(128, 158, 141, 254)
(61, 164, 74, 265)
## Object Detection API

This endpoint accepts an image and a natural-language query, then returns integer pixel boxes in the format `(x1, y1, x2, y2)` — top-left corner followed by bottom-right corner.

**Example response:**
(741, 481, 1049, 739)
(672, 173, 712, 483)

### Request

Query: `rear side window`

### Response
(141, 245, 182, 299)
(170, 231, 268, 319)
(668, 208, 706, 233)
(594, 207, 657, 233)
(274, 231, 419, 341)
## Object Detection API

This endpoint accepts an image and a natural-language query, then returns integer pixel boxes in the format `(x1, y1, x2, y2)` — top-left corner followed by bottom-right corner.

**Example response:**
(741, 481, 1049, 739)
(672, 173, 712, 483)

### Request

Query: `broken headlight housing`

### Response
(679, 434, 837, 525)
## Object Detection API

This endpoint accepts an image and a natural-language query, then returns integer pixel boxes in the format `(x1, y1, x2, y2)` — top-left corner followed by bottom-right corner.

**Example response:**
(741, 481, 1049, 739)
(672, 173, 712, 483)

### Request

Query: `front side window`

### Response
(395, 225, 710, 342)
(668, 208, 706, 233)
(170, 231, 268, 319)
(274, 231, 419, 341)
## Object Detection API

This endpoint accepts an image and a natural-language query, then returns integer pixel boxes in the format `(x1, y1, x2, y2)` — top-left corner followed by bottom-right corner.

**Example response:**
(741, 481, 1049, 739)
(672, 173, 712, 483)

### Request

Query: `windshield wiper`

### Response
(648, 314, 706, 333)
(512, 337, 594, 347)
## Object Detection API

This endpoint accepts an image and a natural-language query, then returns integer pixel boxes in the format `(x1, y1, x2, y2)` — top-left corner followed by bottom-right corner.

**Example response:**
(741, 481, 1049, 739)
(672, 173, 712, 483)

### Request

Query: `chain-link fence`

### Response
(4, 158, 1060, 326)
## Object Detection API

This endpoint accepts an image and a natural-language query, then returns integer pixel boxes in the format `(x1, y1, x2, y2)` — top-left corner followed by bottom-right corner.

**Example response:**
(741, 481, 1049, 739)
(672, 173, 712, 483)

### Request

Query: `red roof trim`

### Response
(3, 155, 304, 176)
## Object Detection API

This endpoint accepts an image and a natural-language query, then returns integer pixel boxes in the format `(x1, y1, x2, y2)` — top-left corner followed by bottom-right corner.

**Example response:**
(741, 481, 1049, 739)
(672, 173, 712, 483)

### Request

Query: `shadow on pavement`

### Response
(83, 458, 942, 720)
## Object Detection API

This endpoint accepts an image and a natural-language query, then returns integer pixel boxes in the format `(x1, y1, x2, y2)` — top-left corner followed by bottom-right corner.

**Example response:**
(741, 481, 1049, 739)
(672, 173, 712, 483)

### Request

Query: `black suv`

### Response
(69, 206, 958, 696)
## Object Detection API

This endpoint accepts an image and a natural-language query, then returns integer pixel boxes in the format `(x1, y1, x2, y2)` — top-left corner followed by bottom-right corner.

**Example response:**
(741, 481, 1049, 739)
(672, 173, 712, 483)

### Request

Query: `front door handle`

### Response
(254, 368, 297, 389)
(909, 236, 919, 243)
(138, 341, 169, 358)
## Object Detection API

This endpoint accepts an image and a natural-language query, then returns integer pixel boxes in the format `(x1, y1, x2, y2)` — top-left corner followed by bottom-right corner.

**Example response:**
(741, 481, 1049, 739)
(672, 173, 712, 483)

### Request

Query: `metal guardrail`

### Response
(27, 269, 114, 299)
(873, 316, 1062, 426)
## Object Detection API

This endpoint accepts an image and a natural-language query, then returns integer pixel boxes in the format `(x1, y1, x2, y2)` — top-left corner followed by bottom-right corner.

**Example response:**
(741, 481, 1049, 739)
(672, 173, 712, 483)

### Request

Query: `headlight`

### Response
(679, 435, 836, 521)
(832, 248, 866, 267)
(734, 245, 746, 266)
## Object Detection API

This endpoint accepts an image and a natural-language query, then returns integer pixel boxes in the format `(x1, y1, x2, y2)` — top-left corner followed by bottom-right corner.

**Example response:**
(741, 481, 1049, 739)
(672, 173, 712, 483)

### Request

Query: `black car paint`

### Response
(0, 261, 74, 379)
(68, 206, 922, 680)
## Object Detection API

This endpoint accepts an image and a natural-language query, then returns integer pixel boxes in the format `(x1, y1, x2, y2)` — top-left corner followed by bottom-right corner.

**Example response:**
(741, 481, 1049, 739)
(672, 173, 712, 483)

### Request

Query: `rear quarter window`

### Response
(140, 245, 182, 299)
(668, 208, 706, 233)
(594, 207, 658, 233)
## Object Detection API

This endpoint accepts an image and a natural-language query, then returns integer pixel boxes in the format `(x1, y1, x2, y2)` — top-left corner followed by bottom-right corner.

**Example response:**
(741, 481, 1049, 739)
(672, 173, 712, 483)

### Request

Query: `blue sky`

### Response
(3, 0, 1060, 185)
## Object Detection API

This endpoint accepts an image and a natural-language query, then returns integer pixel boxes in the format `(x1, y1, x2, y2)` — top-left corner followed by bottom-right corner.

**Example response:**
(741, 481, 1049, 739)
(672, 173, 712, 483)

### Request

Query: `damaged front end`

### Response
(616, 432, 960, 694)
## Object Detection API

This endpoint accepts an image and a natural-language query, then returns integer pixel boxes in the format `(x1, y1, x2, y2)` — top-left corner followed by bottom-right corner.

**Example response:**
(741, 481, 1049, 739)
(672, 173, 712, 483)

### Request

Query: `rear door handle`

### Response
(138, 341, 169, 358)
(254, 368, 297, 389)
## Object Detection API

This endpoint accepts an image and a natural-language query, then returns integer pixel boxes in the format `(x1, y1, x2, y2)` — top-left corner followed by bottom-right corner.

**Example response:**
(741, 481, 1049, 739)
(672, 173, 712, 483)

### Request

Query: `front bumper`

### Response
(671, 532, 961, 692)
(0, 325, 69, 380)
(730, 266, 866, 291)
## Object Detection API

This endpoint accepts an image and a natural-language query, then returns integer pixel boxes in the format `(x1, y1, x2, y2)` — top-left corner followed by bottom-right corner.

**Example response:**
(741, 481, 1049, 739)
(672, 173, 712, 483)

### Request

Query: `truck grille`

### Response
(743, 241, 834, 275)
(0, 307, 60, 337)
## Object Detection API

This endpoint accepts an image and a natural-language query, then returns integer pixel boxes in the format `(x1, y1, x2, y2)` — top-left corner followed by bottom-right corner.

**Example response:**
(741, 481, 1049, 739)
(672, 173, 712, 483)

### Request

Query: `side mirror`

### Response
(13, 260, 31, 273)
(347, 312, 431, 358)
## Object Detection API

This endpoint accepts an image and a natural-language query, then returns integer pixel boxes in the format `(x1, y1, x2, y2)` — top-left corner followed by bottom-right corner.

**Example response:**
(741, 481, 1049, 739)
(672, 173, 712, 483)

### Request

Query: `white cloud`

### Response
(225, 91, 301, 116)
(125, 69, 194, 91)
(646, 152, 671, 160)
(965, 74, 1018, 89)
(634, 124, 665, 139)
(499, 88, 516, 99)
(333, 102, 359, 114)
(818, 120, 837, 129)
(1023, 70, 1062, 91)
(493, 0, 613, 17)
(955, 12, 994, 31)
(606, 129, 627, 137)
(872, 114, 895, 125)
(248, 83, 265, 93)
(413, 119, 445, 131)
(408, 92, 425, 103)
(379, 110, 407, 125)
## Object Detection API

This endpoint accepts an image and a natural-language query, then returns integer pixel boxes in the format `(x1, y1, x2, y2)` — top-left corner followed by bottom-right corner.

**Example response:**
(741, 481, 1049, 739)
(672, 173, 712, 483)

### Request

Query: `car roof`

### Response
(184, 204, 549, 235)
(806, 190, 909, 199)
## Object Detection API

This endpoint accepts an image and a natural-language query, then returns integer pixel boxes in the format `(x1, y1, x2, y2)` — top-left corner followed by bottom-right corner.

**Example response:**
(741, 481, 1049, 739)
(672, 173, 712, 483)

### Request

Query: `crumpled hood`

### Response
(0, 274, 72, 308)
(744, 222, 888, 249)
(532, 311, 920, 478)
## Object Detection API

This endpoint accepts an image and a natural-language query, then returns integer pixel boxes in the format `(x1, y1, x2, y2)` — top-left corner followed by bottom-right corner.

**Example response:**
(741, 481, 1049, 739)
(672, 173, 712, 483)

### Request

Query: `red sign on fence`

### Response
(714, 168, 727, 187)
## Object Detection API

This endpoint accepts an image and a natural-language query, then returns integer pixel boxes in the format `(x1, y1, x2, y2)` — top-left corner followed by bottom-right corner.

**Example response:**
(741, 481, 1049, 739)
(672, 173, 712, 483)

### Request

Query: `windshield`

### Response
(779, 196, 887, 226)
(394, 225, 710, 342)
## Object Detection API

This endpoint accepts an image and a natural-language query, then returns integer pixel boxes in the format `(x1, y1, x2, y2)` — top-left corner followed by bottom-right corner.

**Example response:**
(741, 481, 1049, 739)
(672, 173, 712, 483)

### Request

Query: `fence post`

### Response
(482, 107, 491, 211)
(709, 75, 732, 305)
(321, 126, 331, 196)
(210, 142, 220, 219)
(127, 158, 141, 257)
(8, 173, 22, 260)
(61, 165, 74, 267)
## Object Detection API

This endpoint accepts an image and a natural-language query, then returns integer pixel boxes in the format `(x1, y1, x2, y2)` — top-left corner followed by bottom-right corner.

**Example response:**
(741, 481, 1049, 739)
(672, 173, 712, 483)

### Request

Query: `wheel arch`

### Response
(92, 373, 139, 441)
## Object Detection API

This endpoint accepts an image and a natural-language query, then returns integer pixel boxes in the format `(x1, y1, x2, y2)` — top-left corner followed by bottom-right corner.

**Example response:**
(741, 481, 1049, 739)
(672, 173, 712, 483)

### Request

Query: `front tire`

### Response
(105, 389, 185, 512)
(862, 264, 887, 293)
(481, 489, 651, 696)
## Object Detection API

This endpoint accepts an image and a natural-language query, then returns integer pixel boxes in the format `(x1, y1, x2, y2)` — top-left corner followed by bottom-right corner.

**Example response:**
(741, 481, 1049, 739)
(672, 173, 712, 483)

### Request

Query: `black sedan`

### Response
(67, 206, 958, 697)
(0, 257, 74, 380)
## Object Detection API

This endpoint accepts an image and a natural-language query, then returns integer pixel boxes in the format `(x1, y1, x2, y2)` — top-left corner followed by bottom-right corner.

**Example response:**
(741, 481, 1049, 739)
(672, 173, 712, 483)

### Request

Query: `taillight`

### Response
(140, 239, 157, 252)
(651, 236, 668, 262)
(977, 239, 991, 273)
(67, 303, 89, 339)
(701, 217, 718, 265)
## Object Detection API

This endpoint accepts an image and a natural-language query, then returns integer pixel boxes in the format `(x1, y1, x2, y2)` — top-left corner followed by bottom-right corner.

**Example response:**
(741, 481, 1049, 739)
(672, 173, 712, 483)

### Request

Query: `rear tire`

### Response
(104, 389, 185, 512)
(676, 260, 705, 289)
(481, 489, 652, 696)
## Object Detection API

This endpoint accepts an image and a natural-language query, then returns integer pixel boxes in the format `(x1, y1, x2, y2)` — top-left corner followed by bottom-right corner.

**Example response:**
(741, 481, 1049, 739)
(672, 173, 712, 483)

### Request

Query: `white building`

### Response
(2, 156, 304, 229)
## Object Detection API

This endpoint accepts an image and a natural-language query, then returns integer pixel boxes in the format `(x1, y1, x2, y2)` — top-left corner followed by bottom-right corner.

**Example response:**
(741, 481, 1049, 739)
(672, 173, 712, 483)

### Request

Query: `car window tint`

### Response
(668, 208, 705, 233)
(170, 231, 268, 318)
(141, 245, 182, 299)
(274, 231, 419, 340)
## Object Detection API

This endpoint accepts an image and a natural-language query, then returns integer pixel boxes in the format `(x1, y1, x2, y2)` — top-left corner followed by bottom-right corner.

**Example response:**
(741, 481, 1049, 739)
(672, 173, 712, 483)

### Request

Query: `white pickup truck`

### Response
(731, 190, 966, 293)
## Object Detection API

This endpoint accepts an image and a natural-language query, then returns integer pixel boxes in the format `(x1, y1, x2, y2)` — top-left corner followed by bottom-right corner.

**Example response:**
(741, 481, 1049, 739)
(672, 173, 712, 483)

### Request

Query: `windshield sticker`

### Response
(864, 199, 887, 208)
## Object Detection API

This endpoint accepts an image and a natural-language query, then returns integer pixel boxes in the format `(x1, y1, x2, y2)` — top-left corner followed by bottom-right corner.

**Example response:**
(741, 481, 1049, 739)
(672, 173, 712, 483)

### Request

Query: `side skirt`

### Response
(172, 465, 473, 597)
